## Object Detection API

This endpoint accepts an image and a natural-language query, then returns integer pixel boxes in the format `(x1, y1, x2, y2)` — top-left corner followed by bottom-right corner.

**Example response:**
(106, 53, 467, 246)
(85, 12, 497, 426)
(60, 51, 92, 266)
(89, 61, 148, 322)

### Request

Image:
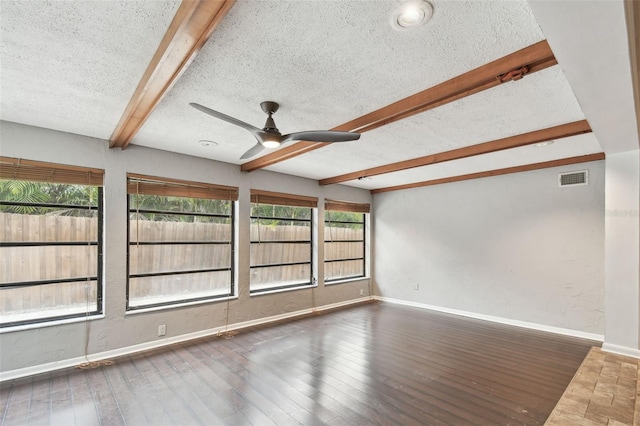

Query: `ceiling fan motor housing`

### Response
(260, 101, 280, 133)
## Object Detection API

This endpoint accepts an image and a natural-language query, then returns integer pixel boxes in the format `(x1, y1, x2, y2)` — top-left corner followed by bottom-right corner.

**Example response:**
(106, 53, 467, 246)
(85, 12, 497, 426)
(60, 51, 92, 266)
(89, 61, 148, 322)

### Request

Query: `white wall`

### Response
(373, 161, 605, 335)
(603, 150, 640, 357)
(527, 0, 640, 357)
(0, 121, 372, 374)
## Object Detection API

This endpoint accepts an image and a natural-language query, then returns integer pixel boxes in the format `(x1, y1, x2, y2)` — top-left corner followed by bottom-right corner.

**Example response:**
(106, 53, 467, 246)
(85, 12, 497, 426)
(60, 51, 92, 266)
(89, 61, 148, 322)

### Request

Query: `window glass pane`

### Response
(129, 271, 231, 308)
(250, 264, 311, 291)
(324, 225, 363, 241)
(324, 211, 364, 223)
(129, 214, 231, 243)
(251, 204, 311, 220)
(324, 241, 364, 262)
(0, 211, 98, 243)
(0, 180, 101, 326)
(1, 246, 97, 283)
(250, 243, 311, 266)
(0, 181, 98, 207)
(127, 188, 234, 309)
(324, 211, 366, 282)
(250, 219, 310, 241)
(130, 244, 231, 275)
(250, 203, 313, 292)
(0, 280, 98, 326)
(130, 195, 231, 216)
(325, 260, 364, 281)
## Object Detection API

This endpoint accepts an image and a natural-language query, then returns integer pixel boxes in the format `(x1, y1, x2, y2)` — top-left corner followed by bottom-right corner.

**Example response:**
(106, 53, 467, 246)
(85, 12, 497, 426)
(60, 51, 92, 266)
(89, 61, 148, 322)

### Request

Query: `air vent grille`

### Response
(559, 170, 588, 187)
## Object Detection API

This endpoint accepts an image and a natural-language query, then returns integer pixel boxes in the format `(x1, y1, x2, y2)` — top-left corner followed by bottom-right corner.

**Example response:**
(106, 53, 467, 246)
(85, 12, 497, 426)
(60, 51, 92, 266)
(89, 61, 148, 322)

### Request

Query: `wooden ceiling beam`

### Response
(319, 120, 592, 186)
(110, 0, 236, 149)
(371, 153, 605, 194)
(240, 40, 557, 172)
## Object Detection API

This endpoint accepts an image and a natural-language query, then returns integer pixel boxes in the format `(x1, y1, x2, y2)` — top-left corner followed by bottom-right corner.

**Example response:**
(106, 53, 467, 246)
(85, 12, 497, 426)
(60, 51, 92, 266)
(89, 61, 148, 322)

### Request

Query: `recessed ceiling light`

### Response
(535, 140, 555, 147)
(199, 140, 218, 147)
(390, 0, 434, 31)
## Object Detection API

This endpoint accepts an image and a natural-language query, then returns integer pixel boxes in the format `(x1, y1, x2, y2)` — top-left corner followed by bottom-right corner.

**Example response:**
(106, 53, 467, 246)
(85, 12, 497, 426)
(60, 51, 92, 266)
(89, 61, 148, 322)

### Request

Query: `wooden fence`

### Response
(1, 213, 364, 315)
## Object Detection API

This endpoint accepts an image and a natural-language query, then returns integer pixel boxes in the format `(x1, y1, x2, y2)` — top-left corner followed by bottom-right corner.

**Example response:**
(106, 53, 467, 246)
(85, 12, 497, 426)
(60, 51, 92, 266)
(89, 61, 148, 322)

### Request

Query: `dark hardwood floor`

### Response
(0, 302, 597, 425)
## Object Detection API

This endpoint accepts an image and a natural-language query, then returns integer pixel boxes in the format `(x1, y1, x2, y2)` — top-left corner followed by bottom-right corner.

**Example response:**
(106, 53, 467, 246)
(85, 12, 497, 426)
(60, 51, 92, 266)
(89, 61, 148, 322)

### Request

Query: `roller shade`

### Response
(250, 189, 318, 208)
(325, 199, 370, 213)
(127, 173, 238, 201)
(0, 156, 104, 186)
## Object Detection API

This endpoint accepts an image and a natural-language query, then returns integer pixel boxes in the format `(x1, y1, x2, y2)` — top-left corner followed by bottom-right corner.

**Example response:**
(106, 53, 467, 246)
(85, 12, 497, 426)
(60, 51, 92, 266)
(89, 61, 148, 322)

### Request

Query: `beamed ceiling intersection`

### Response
(0, 0, 604, 194)
(109, 0, 237, 150)
(107, 0, 604, 193)
(240, 40, 560, 173)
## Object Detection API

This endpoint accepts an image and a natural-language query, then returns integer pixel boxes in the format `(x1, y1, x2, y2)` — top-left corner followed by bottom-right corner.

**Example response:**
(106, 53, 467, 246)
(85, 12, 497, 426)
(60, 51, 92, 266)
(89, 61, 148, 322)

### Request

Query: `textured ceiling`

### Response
(347, 133, 603, 190)
(134, 0, 548, 165)
(529, 0, 639, 154)
(0, 0, 180, 140)
(266, 66, 586, 181)
(0, 0, 618, 192)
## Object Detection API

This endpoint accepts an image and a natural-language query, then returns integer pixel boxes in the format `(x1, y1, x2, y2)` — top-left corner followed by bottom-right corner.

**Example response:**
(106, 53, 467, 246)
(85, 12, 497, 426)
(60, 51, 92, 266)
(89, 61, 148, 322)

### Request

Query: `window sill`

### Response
(0, 313, 105, 334)
(325, 276, 369, 286)
(126, 295, 238, 315)
(250, 283, 317, 297)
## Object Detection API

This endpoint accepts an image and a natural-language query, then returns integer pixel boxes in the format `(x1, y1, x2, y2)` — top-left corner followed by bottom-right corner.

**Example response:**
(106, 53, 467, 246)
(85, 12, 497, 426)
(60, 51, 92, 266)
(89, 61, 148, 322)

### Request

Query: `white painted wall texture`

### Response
(0, 121, 372, 374)
(527, 1, 640, 356)
(373, 161, 605, 335)
(603, 150, 640, 357)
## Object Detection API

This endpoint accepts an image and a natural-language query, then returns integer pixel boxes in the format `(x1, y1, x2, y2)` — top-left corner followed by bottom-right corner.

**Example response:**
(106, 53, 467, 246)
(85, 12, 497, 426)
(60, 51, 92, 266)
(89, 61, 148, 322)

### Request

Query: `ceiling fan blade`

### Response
(281, 130, 361, 144)
(240, 142, 266, 160)
(190, 103, 262, 136)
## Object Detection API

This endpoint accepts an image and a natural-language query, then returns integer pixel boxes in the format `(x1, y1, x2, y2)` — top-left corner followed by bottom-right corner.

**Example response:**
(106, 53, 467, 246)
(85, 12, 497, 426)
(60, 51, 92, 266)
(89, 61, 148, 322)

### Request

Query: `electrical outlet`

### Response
(158, 324, 166, 337)
(360, 289, 364, 296)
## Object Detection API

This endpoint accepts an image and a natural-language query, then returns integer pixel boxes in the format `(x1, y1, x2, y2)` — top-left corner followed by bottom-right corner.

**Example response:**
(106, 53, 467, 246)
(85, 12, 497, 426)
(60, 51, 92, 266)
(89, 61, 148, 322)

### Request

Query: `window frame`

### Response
(324, 211, 367, 283)
(126, 174, 237, 311)
(323, 200, 370, 284)
(0, 157, 104, 328)
(249, 190, 318, 294)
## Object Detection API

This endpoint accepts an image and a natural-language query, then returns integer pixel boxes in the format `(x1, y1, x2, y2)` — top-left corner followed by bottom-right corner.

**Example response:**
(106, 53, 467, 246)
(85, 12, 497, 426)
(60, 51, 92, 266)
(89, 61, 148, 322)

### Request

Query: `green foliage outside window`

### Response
(250, 203, 311, 227)
(129, 194, 230, 223)
(0, 180, 98, 215)
(324, 210, 364, 229)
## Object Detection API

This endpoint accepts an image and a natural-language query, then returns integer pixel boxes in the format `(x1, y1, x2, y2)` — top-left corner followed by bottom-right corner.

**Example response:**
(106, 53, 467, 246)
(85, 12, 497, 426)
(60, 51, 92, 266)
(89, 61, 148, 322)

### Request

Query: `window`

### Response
(0, 157, 104, 327)
(127, 174, 237, 310)
(250, 190, 318, 293)
(324, 200, 369, 283)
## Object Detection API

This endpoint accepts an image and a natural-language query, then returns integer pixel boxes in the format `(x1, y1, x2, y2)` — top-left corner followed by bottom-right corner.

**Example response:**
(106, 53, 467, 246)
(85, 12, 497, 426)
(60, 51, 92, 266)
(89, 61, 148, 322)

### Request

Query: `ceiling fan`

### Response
(190, 101, 361, 159)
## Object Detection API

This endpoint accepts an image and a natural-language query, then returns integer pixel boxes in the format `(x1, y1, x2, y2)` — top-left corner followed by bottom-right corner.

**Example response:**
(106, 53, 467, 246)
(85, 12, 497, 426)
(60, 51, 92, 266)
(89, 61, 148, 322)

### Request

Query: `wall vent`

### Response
(558, 170, 588, 187)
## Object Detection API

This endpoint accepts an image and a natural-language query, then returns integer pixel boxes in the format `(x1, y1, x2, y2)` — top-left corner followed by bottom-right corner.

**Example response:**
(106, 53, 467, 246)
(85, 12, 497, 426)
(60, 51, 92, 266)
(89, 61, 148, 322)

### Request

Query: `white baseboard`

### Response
(601, 343, 640, 359)
(0, 296, 371, 382)
(374, 296, 605, 342)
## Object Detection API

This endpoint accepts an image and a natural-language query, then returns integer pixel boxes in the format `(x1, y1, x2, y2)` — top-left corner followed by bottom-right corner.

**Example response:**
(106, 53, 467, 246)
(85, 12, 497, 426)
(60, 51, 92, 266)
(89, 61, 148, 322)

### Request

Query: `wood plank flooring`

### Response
(0, 302, 597, 425)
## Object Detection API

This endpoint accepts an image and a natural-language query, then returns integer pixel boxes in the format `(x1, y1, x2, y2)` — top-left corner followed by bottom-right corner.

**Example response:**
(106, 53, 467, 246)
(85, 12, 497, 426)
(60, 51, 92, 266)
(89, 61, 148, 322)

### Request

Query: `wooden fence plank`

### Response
(1, 213, 363, 316)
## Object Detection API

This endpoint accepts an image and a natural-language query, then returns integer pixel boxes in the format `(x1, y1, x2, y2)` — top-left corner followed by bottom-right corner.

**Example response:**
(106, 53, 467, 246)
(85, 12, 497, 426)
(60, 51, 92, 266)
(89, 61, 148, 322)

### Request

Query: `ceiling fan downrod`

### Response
(260, 101, 280, 134)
